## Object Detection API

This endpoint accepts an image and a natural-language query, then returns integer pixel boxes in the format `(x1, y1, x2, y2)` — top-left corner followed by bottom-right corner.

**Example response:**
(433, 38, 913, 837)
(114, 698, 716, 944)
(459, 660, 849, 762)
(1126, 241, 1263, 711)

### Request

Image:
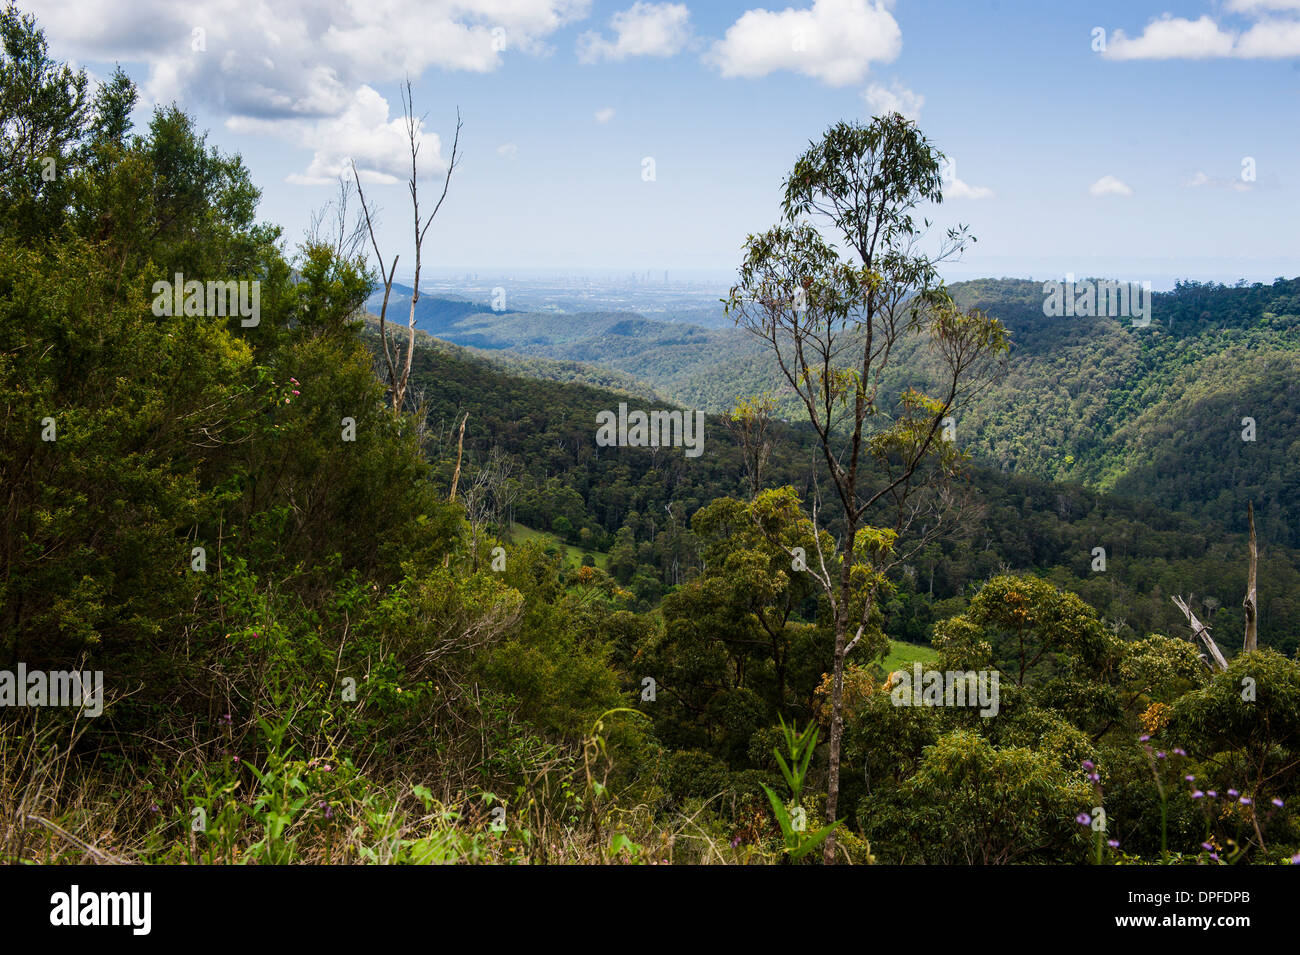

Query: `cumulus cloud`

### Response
(228, 85, 448, 186)
(945, 178, 993, 200)
(1102, 15, 1235, 59)
(497, 142, 519, 160)
(1089, 175, 1133, 197)
(1225, 0, 1300, 12)
(861, 79, 923, 120)
(577, 2, 691, 62)
(1236, 17, 1300, 55)
(594, 106, 616, 123)
(709, 0, 901, 86)
(24, 0, 590, 181)
(1102, 10, 1300, 59)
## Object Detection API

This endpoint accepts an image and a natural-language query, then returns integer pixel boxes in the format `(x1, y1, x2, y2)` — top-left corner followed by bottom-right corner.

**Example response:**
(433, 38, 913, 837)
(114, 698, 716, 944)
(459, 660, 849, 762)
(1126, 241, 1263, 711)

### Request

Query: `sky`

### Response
(22, 0, 1300, 288)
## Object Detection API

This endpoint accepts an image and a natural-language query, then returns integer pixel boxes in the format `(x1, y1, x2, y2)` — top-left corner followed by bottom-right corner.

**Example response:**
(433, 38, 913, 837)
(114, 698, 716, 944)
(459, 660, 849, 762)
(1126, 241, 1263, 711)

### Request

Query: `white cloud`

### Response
(1225, 0, 1300, 12)
(946, 178, 993, 200)
(228, 85, 448, 186)
(861, 79, 923, 120)
(1102, 10, 1300, 60)
(1236, 17, 1300, 56)
(1089, 175, 1133, 197)
(24, 0, 590, 180)
(709, 0, 901, 86)
(498, 142, 519, 160)
(1103, 15, 1236, 60)
(577, 2, 691, 62)
(594, 106, 616, 123)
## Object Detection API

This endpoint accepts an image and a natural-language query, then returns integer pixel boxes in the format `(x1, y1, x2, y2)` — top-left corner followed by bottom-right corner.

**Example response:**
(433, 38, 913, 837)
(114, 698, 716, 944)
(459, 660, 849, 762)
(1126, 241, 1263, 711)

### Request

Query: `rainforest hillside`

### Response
(428, 275, 1300, 549)
(4, 6, 1299, 874)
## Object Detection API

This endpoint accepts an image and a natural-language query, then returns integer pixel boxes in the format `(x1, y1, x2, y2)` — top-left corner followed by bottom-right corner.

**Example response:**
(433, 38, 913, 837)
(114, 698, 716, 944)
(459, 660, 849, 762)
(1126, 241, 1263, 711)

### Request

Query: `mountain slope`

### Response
(398, 334, 1300, 656)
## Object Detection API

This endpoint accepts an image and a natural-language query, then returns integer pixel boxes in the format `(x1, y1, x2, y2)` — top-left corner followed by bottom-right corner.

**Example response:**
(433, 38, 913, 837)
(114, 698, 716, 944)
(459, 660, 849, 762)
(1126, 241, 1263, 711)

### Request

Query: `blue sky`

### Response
(25, 0, 1300, 287)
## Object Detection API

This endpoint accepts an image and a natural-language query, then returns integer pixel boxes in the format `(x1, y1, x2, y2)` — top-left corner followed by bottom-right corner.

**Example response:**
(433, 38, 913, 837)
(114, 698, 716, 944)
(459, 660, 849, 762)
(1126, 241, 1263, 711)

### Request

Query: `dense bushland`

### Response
(3, 6, 1298, 864)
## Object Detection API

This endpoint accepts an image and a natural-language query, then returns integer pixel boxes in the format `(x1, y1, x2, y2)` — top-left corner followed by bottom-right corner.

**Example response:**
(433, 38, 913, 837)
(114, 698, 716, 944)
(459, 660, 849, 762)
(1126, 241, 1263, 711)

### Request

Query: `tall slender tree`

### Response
(726, 114, 1007, 863)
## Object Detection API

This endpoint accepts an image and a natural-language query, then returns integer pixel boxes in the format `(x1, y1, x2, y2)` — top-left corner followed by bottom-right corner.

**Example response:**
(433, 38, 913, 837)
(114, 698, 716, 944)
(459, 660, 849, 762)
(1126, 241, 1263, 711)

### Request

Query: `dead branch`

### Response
(1172, 595, 1229, 671)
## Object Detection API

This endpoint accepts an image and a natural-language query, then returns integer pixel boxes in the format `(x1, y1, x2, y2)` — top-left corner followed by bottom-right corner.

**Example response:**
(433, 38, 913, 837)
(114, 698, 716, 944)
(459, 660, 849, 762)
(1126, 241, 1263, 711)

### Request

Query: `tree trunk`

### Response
(823, 632, 846, 864)
(1244, 501, 1258, 653)
(823, 534, 855, 864)
(448, 412, 467, 503)
(1173, 595, 1228, 671)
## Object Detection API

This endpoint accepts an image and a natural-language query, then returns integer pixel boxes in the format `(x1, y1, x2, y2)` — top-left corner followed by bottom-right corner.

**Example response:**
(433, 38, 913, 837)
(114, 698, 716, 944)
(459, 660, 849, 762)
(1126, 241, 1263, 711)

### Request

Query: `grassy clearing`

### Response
(878, 639, 939, 674)
(509, 523, 609, 571)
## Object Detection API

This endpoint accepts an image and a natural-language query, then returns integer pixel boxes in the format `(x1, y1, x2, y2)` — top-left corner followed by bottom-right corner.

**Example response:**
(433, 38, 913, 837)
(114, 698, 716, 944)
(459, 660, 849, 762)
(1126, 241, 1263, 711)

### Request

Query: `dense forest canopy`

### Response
(2, 5, 1298, 868)
(429, 272, 1300, 551)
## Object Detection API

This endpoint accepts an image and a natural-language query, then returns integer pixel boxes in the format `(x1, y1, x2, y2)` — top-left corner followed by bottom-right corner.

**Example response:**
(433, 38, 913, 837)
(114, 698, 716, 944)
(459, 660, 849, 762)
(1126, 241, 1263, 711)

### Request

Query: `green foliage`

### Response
(760, 718, 836, 861)
(4, 8, 1300, 867)
(860, 729, 1093, 864)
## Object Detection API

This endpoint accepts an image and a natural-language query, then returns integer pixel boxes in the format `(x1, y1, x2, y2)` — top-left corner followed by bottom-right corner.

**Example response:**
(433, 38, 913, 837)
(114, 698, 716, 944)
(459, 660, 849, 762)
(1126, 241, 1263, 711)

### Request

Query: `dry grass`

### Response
(0, 712, 757, 865)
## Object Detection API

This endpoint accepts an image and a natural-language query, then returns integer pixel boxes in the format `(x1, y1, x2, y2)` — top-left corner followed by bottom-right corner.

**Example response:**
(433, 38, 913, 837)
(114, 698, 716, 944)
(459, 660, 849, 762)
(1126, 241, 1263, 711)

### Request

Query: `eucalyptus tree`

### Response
(726, 114, 1007, 863)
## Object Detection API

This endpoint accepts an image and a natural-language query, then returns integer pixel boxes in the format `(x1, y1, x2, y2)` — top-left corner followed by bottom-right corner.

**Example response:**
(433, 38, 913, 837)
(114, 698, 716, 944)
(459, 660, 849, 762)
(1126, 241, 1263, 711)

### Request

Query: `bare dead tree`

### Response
(448, 412, 468, 503)
(308, 175, 368, 264)
(460, 447, 518, 568)
(1173, 595, 1229, 671)
(353, 79, 462, 413)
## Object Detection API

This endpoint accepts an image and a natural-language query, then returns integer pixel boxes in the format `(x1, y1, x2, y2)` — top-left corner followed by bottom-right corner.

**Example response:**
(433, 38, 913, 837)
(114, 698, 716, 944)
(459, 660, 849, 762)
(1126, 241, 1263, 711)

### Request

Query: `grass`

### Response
(509, 523, 609, 571)
(0, 712, 750, 865)
(879, 639, 939, 674)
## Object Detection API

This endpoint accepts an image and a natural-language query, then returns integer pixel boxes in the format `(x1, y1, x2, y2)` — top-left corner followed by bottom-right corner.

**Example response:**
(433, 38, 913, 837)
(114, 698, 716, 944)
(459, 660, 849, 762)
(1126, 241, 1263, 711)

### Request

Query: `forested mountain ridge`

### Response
(359, 310, 670, 401)
(944, 278, 1300, 546)
(423, 274, 1300, 548)
(375, 283, 771, 409)
(402, 335, 1300, 658)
